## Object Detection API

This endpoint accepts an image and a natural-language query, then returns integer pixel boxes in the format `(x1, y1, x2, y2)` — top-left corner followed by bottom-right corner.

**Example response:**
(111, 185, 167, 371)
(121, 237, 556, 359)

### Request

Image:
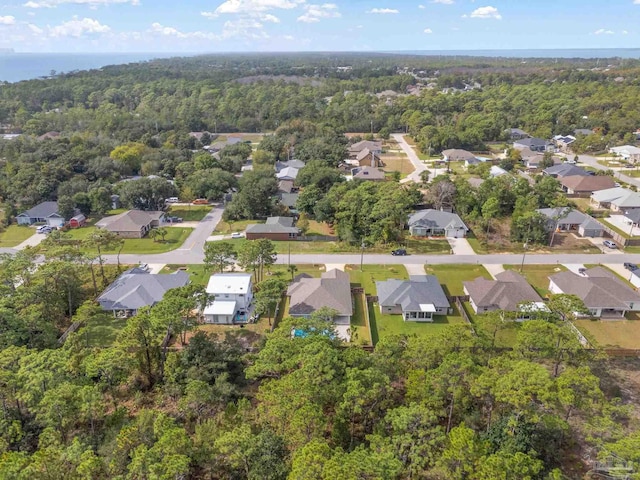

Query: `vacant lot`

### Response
(213, 219, 262, 234)
(503, 264, 566, 298)
(382, 156, 414, 176)
(167, 206, 211, 222)
(575, 319, 640, 349)
(64, 226, 192, 254)
(0, 225, 35, 247)
(346, 264, 408, 296)
(425, 264, 492, 296)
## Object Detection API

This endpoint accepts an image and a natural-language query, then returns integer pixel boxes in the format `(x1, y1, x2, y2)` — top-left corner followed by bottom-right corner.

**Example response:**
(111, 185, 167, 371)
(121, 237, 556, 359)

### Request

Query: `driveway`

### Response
(448, 237, 476, 255)
(15, 231, 48, 250)
(604, 263, 636, 282)
(586, 237, 624, 254)
(405, 264, 427, 276)
(484, 264, 505, 279)
(563, 264, 586, 275)
(392, 133, 429, 184)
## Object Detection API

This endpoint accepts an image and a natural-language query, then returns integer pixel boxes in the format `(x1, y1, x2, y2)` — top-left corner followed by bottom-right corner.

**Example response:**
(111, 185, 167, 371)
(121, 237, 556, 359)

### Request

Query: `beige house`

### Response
(95, 210, 165, 238)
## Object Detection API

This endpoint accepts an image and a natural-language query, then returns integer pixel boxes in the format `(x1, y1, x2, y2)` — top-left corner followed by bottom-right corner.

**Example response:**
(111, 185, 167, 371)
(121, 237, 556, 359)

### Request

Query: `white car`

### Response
(230, 232, 244, 239)
(36, 225, 52, 234)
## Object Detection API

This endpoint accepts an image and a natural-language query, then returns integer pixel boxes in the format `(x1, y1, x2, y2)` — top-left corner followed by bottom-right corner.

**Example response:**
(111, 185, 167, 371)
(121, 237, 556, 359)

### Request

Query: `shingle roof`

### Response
(560, 175, 615, 193)
(278, 179, 295, 193)
(355, 148, 381, 162)
(97, 268, 189, 311)
(287, 269, 353, 317)
(549, 267, 640, 309)
(353, 166, 386, 180)
(276, 167, 299, 180)
(376, 275, 450, 312)
(442, 149, 477, 161)
(349, 140, 382, 153)
(543, 164, 590, 177)
(464, 271, 543, 312)
(591, 187, 640, 208)
(95, 210, 163, 232)
(537, 208, 603, 231)
(18, 201, 60, 219)
(515, 137, 549, 148)
(279, 193, 299, 208)
(246, 216, 298, 234)
(507, 128, 529, 136)
(408, 209, 468, 231)
(275, 159, 306, 172)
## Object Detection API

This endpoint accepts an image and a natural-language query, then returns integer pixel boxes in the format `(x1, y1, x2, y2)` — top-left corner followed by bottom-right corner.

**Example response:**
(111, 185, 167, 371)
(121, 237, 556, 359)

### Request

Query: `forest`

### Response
(1, 53, 640, 478)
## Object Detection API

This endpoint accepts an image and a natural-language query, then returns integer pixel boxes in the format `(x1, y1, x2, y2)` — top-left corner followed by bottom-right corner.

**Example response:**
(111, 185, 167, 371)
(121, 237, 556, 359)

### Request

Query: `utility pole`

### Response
(360, 241, 366, 271)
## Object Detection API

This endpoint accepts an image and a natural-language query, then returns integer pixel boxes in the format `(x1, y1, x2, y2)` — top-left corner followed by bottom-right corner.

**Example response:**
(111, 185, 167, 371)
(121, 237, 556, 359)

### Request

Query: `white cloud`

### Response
(297, 3, 340, 23)
(418, 4, 425, 8)
(49, 16, 110, 37)
(28, 23, 44, 34)
(594, 28, 614, 35)
(432, 0, 454, 4)
(24, 0, 139, 8)
(203, 0, 304, 17)
(367, 8, 399, 14)
(0, 16, 16, 25)
(469, 6, 501, 19)
(150, 22, 219, 40)
(283, 34, 294, 40)
(634, 0, 640, 4)
(623, 30, 629, 34)
(423, 28, 432, 33)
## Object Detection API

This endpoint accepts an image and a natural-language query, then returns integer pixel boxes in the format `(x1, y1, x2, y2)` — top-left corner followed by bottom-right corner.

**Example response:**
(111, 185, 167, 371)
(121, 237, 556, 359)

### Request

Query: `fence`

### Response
(599, 223, 640, 247)
(299, 235, 339, 242)
(58, 321, 83, 344)
(452, 296, 476, 335)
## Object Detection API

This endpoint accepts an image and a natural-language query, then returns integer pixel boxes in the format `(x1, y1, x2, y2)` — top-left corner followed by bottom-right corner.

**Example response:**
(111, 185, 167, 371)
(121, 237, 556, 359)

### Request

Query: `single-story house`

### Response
(278, 179, 298, 194)
(69, 214, 86, 228)
(537, 207, 604, 238)
(376, 275, 451, 322)
(352, 166, 386, 181)
(276, 167, 300, 181)
(553, 135, 576, 151)
(574, 128, 593, 136)
(16, 201, 66, 228)
(287, 269, 353, 326)
(609, 145, 640, 163)
(623, 209, 640, 227)
(591, 187, 640, 212)
(464, 271, 546, 318)
(506, 128, 530, 140)
(97, 267, 189, 318)
(560, 175, 616, 196)
(279, 193, 299, 213)
(95, 210, 165, 238)
(408, 209, 468, 238)
(355, 148, 383, 168)
(489, 165, 508, 177)
(275, 159, 306, 173)
(549, 267, 640, 318)
(543, 164, 590, 178)
(442, 149, 477, 163)
(514, 137, 553, 153)
(245, 216, 299, 240)
(203, 273, 254, 324)
(349, 140, 382, 158)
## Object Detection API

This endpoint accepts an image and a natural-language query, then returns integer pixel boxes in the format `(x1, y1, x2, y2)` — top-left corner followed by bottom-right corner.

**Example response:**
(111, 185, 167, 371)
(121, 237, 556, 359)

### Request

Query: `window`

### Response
(288, 233, 296, 238)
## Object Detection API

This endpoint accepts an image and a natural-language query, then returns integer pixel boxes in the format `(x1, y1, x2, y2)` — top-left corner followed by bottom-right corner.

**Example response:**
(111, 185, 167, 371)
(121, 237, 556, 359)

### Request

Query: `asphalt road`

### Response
(393, 133, 428, 184)
(573, 154, 640, 188)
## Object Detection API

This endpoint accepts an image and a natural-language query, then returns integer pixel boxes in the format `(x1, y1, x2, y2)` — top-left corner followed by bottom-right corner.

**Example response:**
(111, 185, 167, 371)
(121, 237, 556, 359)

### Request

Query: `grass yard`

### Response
(424, 264, 491, 296)
(81, 315, 127, 347)
(64, 226, 193, 253)
(574, 319, 640, 349)
(382, 156, 414, 176)
(161, 263, 327, 285)
(463, 301, 522, 348)
(621, 169, 640, 178)
(306, 220, 333, 236)
(0, 225, 35, 247)
(167, 205, 211, 222)
(162, 264, 210, 285)
(351, 292, 372, 346)
(213, 219, 263, 234)
(503, 264, 566, 298)
(346, 264, 408, 296)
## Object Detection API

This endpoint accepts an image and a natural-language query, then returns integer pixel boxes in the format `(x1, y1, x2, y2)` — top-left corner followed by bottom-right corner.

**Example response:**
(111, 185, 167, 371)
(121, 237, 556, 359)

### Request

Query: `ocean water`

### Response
(0, 52, 181, 83)
(398, 48, 640, 59)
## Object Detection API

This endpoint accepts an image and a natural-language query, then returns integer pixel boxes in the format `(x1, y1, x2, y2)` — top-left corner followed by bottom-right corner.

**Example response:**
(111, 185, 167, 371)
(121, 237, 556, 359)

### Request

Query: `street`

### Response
(574, 154, 640, 189)
(392, 133, 430, 184)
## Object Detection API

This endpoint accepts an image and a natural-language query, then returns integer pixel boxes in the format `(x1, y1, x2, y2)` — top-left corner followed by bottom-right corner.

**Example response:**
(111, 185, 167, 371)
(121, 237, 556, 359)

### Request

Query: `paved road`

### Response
(393, 133, 429, 184)
(574, 154, 640, 189)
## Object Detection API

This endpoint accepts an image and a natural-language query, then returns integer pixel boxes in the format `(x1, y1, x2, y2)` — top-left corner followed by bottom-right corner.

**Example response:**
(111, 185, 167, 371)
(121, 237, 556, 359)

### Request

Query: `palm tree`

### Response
(156, 227, 168, 243)
(148, 228, 159, 243)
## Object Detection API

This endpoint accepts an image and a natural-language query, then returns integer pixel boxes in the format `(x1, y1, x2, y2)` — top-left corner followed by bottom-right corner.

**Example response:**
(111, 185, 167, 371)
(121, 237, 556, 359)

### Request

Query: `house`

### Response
(623, 209, 640, 227)
(609, 145, 640, 163)
(97, 267, 189, 318)
(591, 187, 640, 212)
(442, 149, 477, 163)
(464, 271, 545, 318)
(548, 267, 640, 318)
(278, 179, 298, 194)
(203, 273, 254, 324)
(69, 214, 86, 228)
(245, 216, 299, 240)
(352, 166, 386, 181)
(275, 159, 305, 173)
(553, 135, 576, 151)
(188, 131, 214, 142)
(16, 201, 65, 228)
(543, 164, 590, 178)
(559, 175, 616, 196)
(376, 275, 451, 322)
(506, 128, 530, 140)
(514, 137, 553, 152)
(95, 210, 165, 238)
(489, 165, 508, 177)
(408, 209, 468, 238)
(355, 148, 383, 168)
(574, 128, 593, 136)
(537, 207, 604, 238)
(279, 193, 299, 213)
(276, 167, 300, 181)
(348, 140, 382, 158)
(287, 269, 353, 326)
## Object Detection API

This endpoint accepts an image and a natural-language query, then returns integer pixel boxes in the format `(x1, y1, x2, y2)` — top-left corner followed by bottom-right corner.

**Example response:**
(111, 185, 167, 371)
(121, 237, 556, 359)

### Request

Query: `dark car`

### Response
(391, 248, 407, 256)
(167, 216, 183, 223)
(624, 263, 638, 271)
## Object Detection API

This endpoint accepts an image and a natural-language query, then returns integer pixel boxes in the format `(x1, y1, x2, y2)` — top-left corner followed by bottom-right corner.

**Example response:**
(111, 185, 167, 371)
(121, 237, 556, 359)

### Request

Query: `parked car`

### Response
(578, 267, 587, 276)
(193, 199, 209, 205)
(391, 248, 407, 256)
(230, 232, 244, 239)
(603, 240, 618, 249)
(167, 216, 183, 223)
(165, 197, 179, 203)
(624, 263, 638, 271)
(138, 263, 149, 272)
(36, 225, 52, 234)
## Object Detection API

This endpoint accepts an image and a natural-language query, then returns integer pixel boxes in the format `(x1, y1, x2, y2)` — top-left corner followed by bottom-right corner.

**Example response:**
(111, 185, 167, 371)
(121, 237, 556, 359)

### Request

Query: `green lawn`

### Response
(351, 292, 372, 346)
(81, 315, 127, 347)
(621, 169, 640, 177)
(0, 225, 35, 247)
(574, 319, 640, 349)
(424, 264, 491, 296)
(213, 219, 263, 234)
(462, 301, 522, 348)
(346, 264, 408, 296)
(63, 226, 193, 254)
(167, 206, 212, 222)
(503, 264, 566, 298)
(161, 263, 326, 285)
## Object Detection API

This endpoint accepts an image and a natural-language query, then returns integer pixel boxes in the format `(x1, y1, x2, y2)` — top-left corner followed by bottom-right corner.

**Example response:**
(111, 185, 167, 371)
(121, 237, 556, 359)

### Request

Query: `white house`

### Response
(203, 273, 254, 324)
(16, 201, 66, 228)
(609, 145, 640, 163)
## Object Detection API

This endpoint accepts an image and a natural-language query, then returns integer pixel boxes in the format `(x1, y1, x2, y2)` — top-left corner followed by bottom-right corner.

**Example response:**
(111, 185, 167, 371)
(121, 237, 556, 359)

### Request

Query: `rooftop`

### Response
(464, 270, 543, 312)
(206, 273, 253, 295)
(287, 269, 353, 317)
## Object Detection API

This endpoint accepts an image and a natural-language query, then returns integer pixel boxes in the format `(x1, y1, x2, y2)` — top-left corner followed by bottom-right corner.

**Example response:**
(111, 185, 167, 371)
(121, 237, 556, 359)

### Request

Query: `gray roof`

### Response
(279, 193, 299, 208)
(543, 164, 589, 177)
(514, 137, 549, 148)
(464, 270, 543, 312)
(353, 166, 386, 180)
(276, 167, 299, 180)
(349, 140, 382, 153)
(95, 210, 164, 232)
(574, 129, 593, 136)
(549, 267, 640, 309)
(507, 128, 529, 136)
(591, 187, 640, 208)
(442, 149, 477, 161)
(625, 209, 640, 224)
(408, 209, 468, 231)
(18, 201, 60, 219)
(287, 268, 353, 316)
(275, 159, 305, 172)
(537, 208, 603, 231)
(97, 268, 190, 311)
(376, 275, 449, 312)
(246, 216, 298, 234)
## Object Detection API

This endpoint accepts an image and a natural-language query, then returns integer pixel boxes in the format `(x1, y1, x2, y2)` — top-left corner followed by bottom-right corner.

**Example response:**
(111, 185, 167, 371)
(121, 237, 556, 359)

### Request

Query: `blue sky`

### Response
(0, 0, 639, 52)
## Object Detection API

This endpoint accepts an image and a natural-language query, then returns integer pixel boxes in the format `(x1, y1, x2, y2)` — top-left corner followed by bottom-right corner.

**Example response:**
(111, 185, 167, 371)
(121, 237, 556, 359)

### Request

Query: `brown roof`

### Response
(464, 270, 543, 311)
(353, 166, 386, 181)
(355, 148, 381, 162)
(287, 269, 353, 317)
(549, 267, 640, 309)
(278, 179, 295, 193)
(442, 149, 477, 161)
(560, 175, 616, 193)
(349, 140, 382, 153)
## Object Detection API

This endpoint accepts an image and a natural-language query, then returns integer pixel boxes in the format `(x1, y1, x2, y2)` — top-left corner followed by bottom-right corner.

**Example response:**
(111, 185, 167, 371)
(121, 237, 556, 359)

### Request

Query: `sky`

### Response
(0, 0, 639, 53)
